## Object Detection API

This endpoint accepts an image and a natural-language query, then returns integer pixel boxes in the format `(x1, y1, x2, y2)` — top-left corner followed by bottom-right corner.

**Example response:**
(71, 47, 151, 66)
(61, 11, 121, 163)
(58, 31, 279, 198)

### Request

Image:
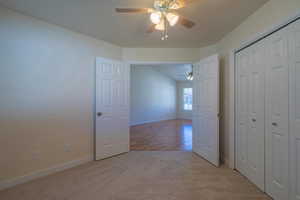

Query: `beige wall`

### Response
(217, 0, 300, 164)
(0, 6, 122, 184)
(123, 45, 217, 63)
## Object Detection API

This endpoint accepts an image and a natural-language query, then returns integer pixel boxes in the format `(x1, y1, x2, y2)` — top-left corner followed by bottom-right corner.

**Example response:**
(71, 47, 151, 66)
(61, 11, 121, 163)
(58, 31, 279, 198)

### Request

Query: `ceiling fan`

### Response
(115, 0, 196, 40)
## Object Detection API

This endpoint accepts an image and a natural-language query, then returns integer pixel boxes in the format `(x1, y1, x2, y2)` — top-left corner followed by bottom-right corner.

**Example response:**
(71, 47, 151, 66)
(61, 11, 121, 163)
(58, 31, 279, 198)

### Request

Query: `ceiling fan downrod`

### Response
(161, 15, 169, 40)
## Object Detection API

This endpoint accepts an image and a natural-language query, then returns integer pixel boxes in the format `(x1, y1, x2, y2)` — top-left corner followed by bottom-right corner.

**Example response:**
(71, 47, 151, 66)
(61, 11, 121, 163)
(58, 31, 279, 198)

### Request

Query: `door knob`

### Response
(272, 122, 278, 126)
(97, 112, 102, 117)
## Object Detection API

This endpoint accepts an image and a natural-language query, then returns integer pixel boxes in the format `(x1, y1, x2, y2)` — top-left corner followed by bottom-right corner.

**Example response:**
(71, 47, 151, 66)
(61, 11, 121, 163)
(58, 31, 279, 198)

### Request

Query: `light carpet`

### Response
(0, 151, 271, 200)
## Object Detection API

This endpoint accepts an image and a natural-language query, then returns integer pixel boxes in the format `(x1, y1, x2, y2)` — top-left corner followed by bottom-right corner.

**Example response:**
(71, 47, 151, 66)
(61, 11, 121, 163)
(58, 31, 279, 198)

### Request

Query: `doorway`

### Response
(94, 54, 220, 167)
(129, 64, 193, 151)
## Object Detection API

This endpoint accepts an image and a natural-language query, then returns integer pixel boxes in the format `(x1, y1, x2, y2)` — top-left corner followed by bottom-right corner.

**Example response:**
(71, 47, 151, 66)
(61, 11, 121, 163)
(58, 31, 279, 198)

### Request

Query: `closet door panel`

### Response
(289, 19, 300, 200)
(236, 43, 265, 191)
(247, 42, 265, 191)
(265, 28, 289, 200)
(236, 49, 249, 176)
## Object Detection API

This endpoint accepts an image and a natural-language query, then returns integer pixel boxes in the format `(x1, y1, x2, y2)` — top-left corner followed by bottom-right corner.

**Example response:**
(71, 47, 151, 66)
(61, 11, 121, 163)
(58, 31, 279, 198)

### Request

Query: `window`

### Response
(183, 88, 192, 110)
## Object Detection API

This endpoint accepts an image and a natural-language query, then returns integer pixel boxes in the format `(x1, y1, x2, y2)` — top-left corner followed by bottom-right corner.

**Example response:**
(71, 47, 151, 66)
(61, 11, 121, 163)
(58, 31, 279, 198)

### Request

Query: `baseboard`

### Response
(176, 118, 193, 120)
(130, 118, 176, 126)
(0, 155, 93, 191)
(176, 114, 192, 120)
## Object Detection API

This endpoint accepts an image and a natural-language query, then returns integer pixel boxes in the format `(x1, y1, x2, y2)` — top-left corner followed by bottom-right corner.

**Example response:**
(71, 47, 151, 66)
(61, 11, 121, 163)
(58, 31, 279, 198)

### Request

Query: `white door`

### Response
(265, 28, 289, 200)
(95, 58, 130, 160)
(236, 41, 266, 191)
(236, 47, 250, 177)
(288, 19, 300, 200)
(193, 54, 220, 167)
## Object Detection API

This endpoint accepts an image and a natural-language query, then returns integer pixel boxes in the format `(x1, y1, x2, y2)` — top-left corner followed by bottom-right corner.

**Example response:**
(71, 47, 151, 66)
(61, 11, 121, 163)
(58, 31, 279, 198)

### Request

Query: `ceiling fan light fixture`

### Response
(186, 71, 193, 81)
(155, 19, 165, 31)
(115, 0, 196, 40)
(150, 11, 162, 24)
(166, 12, 179, 26)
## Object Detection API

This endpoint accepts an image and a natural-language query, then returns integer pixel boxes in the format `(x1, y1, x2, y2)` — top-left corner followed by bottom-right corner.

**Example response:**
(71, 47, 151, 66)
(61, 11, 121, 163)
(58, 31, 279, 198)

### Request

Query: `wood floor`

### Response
(130, 119, 192, 151)
(0, 151, 271, 200)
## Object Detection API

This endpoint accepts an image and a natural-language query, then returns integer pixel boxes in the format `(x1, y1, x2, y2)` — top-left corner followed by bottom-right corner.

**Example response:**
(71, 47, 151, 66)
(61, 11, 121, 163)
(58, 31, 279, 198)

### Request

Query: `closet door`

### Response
(265, 27, 289, 200)
(236, 48, 249, 177)
(289, 19, 300, 200)
(236, 42, 265, 191)
(246, 41, 266, 191)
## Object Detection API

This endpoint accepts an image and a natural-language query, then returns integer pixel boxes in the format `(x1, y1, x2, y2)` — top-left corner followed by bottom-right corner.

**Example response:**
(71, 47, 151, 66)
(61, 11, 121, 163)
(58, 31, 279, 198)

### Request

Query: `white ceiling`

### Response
(133, 64, 192, 81)
(0, 0, 269, 48)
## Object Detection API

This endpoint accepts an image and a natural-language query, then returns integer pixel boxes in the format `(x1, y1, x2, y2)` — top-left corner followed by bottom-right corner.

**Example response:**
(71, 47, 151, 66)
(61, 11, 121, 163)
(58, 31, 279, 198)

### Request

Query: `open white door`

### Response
(193, 54, 220, 167)
(95, 58, 130, 160)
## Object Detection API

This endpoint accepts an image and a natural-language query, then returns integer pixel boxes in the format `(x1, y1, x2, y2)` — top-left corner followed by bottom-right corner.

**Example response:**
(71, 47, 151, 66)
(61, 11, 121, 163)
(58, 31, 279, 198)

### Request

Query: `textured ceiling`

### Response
(133, 64, 192, 81)
(0, 0, 269, 48)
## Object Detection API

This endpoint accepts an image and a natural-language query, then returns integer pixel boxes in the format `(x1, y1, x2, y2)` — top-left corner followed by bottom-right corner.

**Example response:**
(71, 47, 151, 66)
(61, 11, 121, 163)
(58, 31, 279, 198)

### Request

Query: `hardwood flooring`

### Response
(0, 151, 271, 200)
(130, 119, 192, 151)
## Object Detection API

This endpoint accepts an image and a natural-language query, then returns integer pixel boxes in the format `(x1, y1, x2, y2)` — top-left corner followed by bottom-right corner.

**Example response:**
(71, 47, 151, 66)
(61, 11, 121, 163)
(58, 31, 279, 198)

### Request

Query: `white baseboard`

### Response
(176, 117, 193, 120)
(0, 155, 93, 191)
(130, 117, 176, 126)
(176, 113, 192, 120)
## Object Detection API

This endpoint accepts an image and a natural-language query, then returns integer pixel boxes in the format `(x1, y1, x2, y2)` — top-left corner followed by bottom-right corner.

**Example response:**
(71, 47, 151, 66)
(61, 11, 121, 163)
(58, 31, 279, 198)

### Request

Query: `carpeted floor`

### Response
(0, 151, 271, 200)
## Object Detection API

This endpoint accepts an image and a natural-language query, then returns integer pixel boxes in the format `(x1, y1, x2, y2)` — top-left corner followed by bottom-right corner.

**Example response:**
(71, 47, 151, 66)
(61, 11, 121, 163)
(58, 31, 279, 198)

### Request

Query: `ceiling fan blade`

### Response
(115, 8, 152, 13)
(178, 17, 196, 28)
(146, 24, 156, 33)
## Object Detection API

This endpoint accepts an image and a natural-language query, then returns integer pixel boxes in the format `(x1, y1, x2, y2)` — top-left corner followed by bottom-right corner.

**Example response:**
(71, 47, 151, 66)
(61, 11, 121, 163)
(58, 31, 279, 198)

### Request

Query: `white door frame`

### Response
(229, 12, 300, 169)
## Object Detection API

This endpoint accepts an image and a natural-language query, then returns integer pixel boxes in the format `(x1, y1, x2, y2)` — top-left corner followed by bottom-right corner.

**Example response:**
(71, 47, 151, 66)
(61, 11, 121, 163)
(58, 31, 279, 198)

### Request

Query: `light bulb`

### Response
(155, 19, 165, 31)
(166, 13, 179, 26)
(169, 2, 180, 9)
(150, 12, 162, 25)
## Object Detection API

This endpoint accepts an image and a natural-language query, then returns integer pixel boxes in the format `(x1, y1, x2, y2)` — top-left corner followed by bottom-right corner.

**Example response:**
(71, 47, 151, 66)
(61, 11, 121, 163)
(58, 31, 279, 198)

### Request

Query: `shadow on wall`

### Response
(219, 55, 226, 163)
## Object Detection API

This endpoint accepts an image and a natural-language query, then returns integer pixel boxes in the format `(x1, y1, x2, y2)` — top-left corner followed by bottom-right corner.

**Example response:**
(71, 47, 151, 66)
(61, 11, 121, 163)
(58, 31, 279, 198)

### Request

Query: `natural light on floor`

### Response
(182, 124, 192, 151)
